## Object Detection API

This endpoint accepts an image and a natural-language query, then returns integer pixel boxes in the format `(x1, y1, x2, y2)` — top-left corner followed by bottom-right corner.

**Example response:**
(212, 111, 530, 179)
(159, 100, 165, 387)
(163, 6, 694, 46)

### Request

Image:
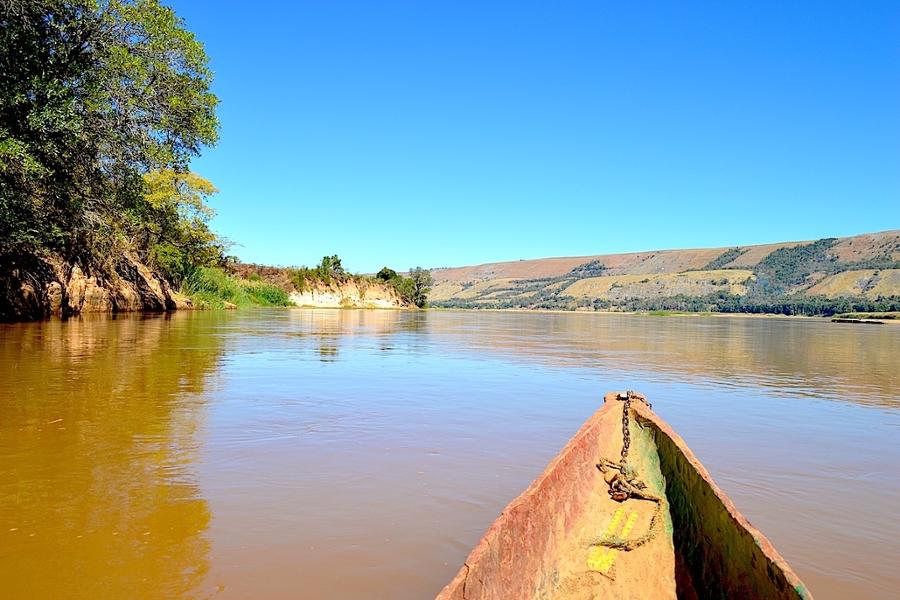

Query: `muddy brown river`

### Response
(1, 309, 897, 599)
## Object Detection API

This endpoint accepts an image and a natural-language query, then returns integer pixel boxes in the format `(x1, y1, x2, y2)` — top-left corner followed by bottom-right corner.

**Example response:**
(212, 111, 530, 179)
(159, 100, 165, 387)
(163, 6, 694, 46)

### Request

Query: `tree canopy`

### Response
(376, 267, 398, 282)
(0, 0, 219, 271)
(140, 169, 222, 284)
(1, 3, 437, 314)
(370, 265, 433, 307)
(408, 267, 433, 308)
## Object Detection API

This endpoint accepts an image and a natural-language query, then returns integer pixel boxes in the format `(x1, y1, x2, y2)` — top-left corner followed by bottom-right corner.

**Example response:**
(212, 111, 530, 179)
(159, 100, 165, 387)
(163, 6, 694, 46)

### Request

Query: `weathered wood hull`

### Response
(436, 392, 812, 600)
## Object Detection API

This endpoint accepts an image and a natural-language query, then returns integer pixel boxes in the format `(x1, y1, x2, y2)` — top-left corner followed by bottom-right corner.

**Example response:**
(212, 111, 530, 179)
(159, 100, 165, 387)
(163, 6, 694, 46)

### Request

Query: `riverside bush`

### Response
(181, 267, 291, 309)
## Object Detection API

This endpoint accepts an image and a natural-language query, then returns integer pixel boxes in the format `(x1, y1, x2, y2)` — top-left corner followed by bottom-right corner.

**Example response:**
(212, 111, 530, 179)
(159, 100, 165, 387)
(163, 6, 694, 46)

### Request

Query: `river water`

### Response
(0, 309, 897, 599)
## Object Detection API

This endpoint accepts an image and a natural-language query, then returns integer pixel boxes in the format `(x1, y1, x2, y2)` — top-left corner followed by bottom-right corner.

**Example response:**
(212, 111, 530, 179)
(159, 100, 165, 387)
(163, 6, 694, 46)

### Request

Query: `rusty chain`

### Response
(600, 391, 655, 502)
(619, 390, 651, 467)
(589, 391, 665, 552)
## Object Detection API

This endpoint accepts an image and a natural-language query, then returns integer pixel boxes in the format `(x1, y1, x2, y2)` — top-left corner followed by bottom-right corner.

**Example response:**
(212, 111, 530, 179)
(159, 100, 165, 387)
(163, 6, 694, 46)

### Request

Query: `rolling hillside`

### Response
(430, 230, 900, 315)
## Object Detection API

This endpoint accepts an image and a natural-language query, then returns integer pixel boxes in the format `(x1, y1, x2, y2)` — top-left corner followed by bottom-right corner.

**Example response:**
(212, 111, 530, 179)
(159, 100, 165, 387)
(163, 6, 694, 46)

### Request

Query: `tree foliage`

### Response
(371, 266, 433, 307)
(138, 169, 223, 284)
(376, 267, 397, 282)
(316, 255, 344, 282)
(752, 238, 837, 294)
(408, 267, 433, 307)
(433, 290, 900, 317)
(0, 0, 219, 273)
(292, 261, 434, 307)
(702, 247, 747, 270)
(569, 260, 607, 277)
(291, 255, 349, 290)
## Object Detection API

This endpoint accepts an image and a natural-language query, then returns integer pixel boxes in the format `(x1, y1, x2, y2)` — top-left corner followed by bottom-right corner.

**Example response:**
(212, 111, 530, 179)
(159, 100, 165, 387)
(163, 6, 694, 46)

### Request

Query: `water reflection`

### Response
(282, 308, 416, 361)
(422, 311, 899, 408)
(261, 309, 898, 408)
(0, 313, 224, 599)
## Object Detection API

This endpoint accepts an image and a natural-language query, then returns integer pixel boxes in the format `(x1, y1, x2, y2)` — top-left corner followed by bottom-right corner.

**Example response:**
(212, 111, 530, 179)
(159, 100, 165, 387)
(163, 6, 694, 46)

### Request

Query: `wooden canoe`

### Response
(436, 392, 813, 600)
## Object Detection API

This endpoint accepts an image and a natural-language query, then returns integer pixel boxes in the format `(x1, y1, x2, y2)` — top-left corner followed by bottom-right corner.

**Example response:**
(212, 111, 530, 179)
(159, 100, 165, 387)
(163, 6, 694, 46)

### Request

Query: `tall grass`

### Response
(243, 280, 291, 306)
(181, 267, 291, 309)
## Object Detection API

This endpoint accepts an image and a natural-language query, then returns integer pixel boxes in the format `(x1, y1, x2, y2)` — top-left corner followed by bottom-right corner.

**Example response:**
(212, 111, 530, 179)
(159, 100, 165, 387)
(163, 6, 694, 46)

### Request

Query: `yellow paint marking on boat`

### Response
(604, 507, 625, 536)
(587, 509, 639, 574)
(620, 509, 638, 537)
(585, 507, 625, 573)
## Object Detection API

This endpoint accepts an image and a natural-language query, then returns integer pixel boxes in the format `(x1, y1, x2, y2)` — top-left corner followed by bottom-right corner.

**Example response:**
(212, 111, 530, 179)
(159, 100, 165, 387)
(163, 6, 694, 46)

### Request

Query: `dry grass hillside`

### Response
(430, 230, 900, 315)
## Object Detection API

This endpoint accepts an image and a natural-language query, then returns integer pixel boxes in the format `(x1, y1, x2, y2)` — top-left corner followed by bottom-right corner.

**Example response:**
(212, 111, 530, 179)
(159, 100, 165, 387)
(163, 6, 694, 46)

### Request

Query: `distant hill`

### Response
(429, 230, 900, 315)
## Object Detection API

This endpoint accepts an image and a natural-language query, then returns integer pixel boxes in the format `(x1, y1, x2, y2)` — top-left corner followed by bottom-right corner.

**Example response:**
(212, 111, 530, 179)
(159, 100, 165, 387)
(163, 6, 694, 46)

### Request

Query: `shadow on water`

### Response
(0, 312, 226, 599)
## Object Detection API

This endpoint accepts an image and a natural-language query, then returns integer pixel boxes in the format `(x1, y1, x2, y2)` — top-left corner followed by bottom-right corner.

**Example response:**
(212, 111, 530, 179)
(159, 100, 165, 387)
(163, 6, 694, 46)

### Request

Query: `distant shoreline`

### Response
(426, 306, 900, 323)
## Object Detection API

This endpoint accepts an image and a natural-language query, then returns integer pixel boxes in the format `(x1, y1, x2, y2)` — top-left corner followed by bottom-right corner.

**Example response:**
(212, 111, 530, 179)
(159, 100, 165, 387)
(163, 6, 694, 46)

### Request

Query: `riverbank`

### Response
(0, 253, 192, 321)
(0, 254, 416, 322)
(289, 284, 406, 309)
(428, 306, 900, 323)
(232, 262, 411, 310)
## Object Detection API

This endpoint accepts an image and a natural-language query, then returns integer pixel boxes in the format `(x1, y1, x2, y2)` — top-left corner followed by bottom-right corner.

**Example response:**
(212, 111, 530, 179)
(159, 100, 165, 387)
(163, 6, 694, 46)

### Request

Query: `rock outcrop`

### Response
(0, 253, 191, 321)
(289, 279, 407, 309)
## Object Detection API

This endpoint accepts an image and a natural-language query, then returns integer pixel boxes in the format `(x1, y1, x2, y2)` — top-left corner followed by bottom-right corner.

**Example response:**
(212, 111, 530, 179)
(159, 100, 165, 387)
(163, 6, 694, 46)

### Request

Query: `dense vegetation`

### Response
(434, 291, 900, 317)
(229, 257, 434, 308)
(182, 267, 291, 309)
(375, 266, 432, 308)
(290, 255, 350, 290)
(569, 260, 607, 277)
(1, 1, 222, 278)
(593, 293, 900, 317)
(289, 258, 433, 307)
(1, 3, 427, 313)
(703, 247, 747, 270)
(751, 238, 838, 295)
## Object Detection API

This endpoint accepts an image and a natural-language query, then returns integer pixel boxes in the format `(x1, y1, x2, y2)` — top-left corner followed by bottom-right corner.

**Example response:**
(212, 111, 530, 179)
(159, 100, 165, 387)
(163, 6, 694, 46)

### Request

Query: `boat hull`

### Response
(436, 392, 812, 599)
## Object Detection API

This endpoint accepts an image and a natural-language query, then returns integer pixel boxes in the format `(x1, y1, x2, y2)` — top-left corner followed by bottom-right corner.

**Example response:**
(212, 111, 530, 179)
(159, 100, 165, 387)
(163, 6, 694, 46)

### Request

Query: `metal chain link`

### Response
(591, 391, 665, 551)
(619, 390, 651, 466)
(620, 393, 631, 464)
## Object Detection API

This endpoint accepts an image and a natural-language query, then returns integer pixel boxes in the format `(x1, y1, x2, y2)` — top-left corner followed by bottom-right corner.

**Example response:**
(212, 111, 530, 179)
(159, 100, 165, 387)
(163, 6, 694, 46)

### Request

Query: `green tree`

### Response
(0, 0, 218, 267)
(393, 276, 415, 305)
(408, 267, 433, 308)
(138, 169, 223, 284)
(315, 255, 344, 283)
(376, 267, 398, 282)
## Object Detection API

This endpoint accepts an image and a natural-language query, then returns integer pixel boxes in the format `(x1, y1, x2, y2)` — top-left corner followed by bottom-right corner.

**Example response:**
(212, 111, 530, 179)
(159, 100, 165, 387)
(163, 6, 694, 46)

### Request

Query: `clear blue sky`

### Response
(174, 1, 899, 272)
